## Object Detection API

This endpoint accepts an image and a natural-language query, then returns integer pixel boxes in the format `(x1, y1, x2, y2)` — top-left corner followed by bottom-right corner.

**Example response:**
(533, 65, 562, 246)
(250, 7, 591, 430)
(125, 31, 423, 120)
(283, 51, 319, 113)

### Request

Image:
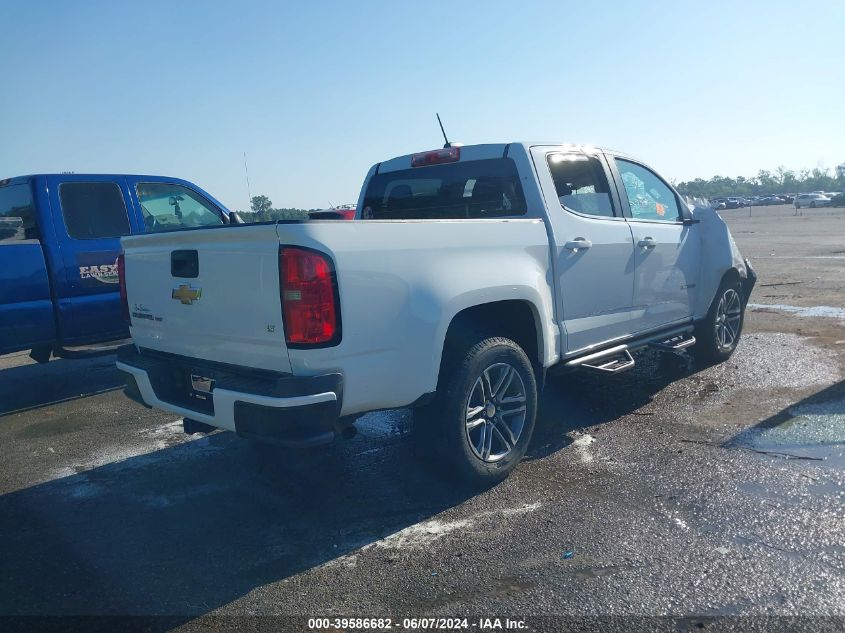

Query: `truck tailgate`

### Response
(121, 225, 291, 373)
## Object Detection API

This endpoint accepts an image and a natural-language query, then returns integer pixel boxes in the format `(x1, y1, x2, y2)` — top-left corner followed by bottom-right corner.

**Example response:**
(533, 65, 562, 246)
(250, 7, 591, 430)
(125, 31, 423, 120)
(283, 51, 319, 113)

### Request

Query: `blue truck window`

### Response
(59, 182, 131, 240)
(136, 182, 224, 232)
(0, 184, 37, 243)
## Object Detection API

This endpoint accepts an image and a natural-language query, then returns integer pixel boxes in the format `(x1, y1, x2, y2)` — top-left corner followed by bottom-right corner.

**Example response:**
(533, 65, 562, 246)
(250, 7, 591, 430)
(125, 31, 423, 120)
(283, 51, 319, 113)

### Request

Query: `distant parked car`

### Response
(711, 199, 727, 210)
(829, 192, 845, 207)
(719, 198, 742, 209)
(308, 203, 356, 220)
(794, 193, 831, 209)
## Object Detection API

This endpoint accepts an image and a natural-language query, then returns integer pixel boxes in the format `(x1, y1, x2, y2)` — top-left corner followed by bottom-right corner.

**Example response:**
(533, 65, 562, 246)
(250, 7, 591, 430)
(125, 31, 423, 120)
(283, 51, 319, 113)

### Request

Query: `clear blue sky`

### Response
(2, 0, 843, 210)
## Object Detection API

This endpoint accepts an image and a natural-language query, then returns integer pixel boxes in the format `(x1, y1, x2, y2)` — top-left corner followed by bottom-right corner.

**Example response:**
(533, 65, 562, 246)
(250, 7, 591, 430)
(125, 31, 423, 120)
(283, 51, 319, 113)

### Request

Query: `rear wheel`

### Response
(693, 276, 745, 365)
(810, 201, 816, 208)
(413, 336, 537, 487)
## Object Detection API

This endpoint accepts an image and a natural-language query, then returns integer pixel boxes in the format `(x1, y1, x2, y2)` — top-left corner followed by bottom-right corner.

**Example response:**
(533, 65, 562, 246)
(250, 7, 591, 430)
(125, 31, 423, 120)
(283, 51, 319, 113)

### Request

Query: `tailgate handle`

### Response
(171, 250, 199, 278)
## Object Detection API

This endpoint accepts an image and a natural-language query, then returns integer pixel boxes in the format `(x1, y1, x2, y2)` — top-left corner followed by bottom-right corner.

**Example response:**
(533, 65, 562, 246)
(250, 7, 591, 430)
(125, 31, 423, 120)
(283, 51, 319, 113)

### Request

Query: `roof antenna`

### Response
(436, 113, 451, 148)
(243, 151, 252, 208)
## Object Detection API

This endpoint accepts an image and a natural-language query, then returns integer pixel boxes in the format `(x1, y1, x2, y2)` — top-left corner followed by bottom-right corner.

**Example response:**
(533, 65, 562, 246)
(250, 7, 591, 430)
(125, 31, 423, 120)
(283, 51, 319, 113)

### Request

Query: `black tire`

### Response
(693, 275, 746, 365)
(810, 201, 816, 208)
(412, 336, 537, 487)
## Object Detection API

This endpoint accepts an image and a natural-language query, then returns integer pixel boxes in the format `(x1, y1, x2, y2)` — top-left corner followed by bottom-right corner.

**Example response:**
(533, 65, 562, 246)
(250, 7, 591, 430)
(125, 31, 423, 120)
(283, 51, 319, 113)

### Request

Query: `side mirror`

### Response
(228, 211, 245, 224)
(682, 216, 700, 226)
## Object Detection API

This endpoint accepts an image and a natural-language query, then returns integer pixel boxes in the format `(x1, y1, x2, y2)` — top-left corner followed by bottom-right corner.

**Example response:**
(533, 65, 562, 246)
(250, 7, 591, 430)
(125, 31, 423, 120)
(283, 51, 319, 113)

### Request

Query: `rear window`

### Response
(0, 183, 37, 243)
(547, 154, 616, 218)
(59, 182, 131, 240)
(361, 158, 526, 220)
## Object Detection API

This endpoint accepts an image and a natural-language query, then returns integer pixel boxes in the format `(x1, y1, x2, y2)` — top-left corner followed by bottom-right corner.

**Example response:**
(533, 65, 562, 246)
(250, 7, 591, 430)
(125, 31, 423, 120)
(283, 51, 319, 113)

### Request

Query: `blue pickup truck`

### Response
(0, 174, 237, 362)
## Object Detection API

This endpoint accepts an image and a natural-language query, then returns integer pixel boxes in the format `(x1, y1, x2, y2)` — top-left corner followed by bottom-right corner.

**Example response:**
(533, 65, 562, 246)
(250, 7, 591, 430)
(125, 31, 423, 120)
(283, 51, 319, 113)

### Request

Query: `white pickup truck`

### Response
(116, 143, 756, 485)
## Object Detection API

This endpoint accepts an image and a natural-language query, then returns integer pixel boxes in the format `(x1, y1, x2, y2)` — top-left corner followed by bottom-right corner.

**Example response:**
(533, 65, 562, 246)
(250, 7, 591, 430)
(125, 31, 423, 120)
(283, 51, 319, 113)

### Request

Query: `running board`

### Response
(560, 324, 696, 376)
(650, 333, 696, 352)
(54, 339, 131, 360)
(565, 345, 636, 374)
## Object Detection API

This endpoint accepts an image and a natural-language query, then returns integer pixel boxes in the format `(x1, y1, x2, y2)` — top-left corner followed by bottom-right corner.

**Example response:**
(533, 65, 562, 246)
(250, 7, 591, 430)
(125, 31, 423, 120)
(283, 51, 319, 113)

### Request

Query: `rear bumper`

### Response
(116, 346, 343, 447)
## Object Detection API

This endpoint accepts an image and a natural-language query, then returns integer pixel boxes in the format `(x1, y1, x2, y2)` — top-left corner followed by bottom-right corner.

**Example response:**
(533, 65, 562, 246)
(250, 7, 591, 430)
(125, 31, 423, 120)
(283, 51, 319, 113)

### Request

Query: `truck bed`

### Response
(121, 218, 555, 416)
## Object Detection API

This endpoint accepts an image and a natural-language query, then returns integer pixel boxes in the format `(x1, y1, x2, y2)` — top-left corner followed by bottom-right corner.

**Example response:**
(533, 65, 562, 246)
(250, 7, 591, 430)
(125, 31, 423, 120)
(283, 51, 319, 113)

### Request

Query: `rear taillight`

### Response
(117, 253, 129, 323)
(279, 247, 340, 347)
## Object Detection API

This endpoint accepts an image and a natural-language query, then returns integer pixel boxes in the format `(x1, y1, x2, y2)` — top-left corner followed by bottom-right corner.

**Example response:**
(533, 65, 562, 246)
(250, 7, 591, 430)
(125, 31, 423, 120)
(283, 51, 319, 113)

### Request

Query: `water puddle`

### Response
(755, 255, 845, 260)
(729, 393, 845, 468)
(748, 303, 845, 319)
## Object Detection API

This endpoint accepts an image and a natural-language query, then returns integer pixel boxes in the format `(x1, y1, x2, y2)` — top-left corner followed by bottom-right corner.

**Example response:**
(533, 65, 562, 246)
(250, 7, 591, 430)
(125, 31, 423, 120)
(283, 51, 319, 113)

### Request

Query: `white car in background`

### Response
(794, 193, 831, 209)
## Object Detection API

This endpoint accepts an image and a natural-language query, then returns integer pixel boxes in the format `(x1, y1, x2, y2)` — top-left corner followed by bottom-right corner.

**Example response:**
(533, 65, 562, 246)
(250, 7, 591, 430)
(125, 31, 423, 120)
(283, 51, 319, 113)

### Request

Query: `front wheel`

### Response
(413, 337, 537, 487)
(810, 201, 816, 208)
(693, 276, 746, 365)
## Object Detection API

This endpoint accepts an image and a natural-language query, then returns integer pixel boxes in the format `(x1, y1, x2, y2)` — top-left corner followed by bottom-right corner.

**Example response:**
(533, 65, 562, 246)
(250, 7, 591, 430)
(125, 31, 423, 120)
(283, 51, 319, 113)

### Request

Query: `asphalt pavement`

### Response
(0, 205, 842, 631)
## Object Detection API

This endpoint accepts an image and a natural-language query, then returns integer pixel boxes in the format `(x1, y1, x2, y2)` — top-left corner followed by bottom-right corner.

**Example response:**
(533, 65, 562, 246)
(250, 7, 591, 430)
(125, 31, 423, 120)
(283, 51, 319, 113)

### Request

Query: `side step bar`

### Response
(565, 345, 636, 375)
(650, 333, 696, 352)
(562, 325, 696, 376)
(581, 349, 635, 374)
(30, 339, 132, 364)
(56, 341, 130, 360)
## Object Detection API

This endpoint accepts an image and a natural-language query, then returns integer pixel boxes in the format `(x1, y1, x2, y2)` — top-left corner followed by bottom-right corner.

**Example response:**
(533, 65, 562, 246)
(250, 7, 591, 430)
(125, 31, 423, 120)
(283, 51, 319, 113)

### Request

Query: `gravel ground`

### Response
(0, 205, 842, 632)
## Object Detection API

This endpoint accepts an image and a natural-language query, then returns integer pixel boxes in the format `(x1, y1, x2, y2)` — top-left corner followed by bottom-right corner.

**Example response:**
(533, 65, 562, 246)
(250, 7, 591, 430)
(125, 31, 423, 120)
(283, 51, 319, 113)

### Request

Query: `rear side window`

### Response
(59, 182, 131, 239)
(0, 183, 37, 243)
(361, 158, 526, 220)
(136, 182, 224, 232)
(547, 154, 615, 218)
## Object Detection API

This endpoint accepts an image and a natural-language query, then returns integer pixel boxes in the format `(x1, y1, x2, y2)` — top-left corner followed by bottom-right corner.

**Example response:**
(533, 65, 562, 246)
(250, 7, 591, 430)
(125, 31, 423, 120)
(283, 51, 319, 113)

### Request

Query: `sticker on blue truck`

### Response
(77, 253, 119, 285)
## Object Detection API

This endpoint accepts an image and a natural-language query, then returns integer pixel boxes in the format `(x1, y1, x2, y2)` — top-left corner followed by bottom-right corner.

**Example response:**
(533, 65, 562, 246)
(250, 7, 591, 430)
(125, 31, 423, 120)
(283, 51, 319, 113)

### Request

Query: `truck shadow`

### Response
(0, 350, 702, 624)
(0, 355, 123, 417)
(0, 428, 471, 625)
(529, 350, 699, 458)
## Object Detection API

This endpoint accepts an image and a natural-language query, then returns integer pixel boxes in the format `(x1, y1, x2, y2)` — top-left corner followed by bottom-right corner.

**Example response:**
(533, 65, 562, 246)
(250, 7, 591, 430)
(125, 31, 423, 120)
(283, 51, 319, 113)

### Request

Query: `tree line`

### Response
(675, 166, 844, 199)
(236, 195, 313, 222)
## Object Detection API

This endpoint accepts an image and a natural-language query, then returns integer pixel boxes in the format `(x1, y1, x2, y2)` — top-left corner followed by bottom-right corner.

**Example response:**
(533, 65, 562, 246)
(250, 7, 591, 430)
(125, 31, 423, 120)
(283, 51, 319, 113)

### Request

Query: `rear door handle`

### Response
(638, 237, 657, 249)
(564, 238, 592, 252)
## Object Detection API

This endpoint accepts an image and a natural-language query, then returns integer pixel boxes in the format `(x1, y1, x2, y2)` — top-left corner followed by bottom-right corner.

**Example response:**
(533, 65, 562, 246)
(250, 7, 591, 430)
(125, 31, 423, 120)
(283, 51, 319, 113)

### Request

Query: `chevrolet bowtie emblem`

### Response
(172, 283, 202, 305)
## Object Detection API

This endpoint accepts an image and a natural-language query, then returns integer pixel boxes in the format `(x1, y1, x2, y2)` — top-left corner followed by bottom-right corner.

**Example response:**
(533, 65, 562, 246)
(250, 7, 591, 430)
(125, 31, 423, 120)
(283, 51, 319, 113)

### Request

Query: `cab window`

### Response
(0, 183, 37, 243)
(615, 159, 681, 222)
(136, 183, 224, 232)
(547, 154, 615, 218)
(59, 182, 131, 240)
(361, 159, 526, 220)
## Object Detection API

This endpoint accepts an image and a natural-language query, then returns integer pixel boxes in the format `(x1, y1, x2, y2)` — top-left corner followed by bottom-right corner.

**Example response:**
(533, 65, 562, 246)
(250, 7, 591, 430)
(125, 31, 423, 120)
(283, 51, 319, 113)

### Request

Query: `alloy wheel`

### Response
(714, 288, 742, 350)
(464, 363, 527, 462)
